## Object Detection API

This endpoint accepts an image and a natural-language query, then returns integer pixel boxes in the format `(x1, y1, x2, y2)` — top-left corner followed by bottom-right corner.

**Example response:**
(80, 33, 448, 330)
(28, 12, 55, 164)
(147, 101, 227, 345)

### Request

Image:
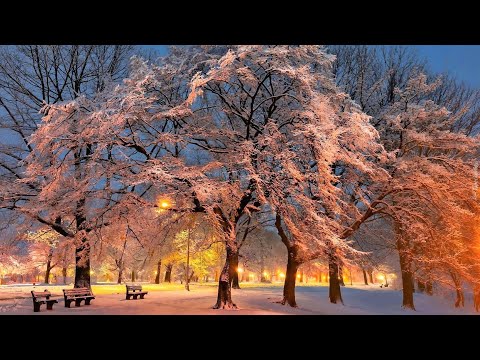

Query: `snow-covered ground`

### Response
(0, 283, 477, 315)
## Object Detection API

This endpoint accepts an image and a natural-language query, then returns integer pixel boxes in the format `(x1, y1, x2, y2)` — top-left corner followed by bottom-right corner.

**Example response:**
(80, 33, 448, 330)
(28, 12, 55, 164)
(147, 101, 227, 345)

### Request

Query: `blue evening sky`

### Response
(146, 45, 480, 88)
(413, 45, 480, 88)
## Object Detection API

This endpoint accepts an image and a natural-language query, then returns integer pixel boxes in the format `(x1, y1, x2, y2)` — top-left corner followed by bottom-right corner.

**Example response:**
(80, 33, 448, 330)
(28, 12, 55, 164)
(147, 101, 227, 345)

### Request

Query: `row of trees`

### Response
(1, 45, 479, 311)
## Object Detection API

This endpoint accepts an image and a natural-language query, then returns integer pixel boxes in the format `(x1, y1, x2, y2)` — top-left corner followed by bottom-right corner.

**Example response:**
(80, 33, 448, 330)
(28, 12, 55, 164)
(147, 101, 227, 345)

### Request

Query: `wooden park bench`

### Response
(126, 284, 148, 300)
(62, 287, 95, 308)
(31, 290, 58, 312)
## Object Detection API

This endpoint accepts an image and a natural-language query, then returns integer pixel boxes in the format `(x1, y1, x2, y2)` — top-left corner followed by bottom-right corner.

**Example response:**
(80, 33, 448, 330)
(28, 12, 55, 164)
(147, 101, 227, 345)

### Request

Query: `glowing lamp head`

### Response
(377, 274, 385, 281)
(279, 273, 285, 278)
(297, 274, 301, 279)
(263, 272, 268, 277)
(90, 270, 94, 275)
(160, 201, 170, 209)
(237, 268, 243, 273)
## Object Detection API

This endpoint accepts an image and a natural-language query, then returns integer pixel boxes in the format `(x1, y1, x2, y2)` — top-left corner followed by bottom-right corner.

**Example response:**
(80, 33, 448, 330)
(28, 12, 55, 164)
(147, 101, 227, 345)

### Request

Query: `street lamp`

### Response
(156, 198, 172, 214)
(160, 200, 170, 209)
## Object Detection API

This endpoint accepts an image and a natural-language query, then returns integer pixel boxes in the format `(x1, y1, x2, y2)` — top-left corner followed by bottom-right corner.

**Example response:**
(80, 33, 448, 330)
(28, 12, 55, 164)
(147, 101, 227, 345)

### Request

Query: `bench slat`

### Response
(63, 288, 94, 296)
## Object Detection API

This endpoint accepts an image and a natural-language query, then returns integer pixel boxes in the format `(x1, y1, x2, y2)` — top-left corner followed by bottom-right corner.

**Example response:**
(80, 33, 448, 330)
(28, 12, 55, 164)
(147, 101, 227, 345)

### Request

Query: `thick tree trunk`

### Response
(473, 285, 480, 312)
(213, 246, 237, 309)
(44, 254, 53, 284)
(397, 242, 415, 310)
(368, 270, 374, 284)
(395, 222, 415, 310)
(425, 281, 433, 295)
(231, 253, 240, 289)
(62, 267, 67, 284)
(338, 265, 345, 286)
(117, 267, 123, 284)
(73, 193, 91, 288)
(329, 255, 344, 304)
(299, 269, 304, 283)
(155, 260, 161, 284)
(362, 268, 368, 285)
(278, 250, 300, 307)
(450, 271, 464, 308)
(417, 280, 426, 293)
(214, 269, 219, 282)
(164, 264, 173, 283)
(74, 236, 91, 288)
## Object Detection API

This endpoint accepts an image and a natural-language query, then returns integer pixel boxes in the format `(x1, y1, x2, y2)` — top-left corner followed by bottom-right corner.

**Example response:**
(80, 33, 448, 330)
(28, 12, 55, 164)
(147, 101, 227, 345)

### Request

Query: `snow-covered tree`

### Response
(364, 74, 479, 309)
(0, 45, 136, 288)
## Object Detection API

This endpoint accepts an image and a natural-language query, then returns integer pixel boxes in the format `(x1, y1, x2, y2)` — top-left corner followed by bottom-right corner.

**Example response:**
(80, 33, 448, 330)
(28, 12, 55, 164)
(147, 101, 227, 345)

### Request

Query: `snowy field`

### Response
(0, 283, 477, 315)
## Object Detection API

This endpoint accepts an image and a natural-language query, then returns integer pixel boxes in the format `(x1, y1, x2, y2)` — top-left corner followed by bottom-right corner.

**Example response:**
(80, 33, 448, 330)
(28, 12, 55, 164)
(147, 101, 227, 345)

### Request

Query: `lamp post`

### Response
(185, 227, 191, 291)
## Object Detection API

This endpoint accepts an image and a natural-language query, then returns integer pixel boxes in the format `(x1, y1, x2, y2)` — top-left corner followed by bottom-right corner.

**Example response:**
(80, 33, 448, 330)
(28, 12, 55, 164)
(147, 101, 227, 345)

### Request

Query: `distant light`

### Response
(279, 273, 285, 278)
(154, 271, 158, 275)
(237, 268, 244, 273)
(377, 274, 385, 281)
(90, 271, 94, 275)
(297, 274, 301, 279)
(161, 201, 170, 209)
(263, 272, 268, 277)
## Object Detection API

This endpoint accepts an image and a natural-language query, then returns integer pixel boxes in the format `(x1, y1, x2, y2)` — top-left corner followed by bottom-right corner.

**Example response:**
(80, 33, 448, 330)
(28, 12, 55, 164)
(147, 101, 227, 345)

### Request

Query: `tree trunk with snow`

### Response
(426, 280, 433, 295)
(74, 237, 91, 288)
(417, 280, 426, 293)
(473, 285, 480, 312)
(73, 147, 92, 289)
(274, 213, 302, 307)
(450, 271, 464, 308)
(279, 249, 300, 307)
(44, 248, 54, 284)
(213, 246, 237, 309)
(329, 254, 344, 304)
(155, 260, 161, 284)
(231, 253, 240, 289)
(369, 270, 374, 284)
(396, 230, 415, 310)
(164, 264, 173, 283)
(362, 268, 368, 285)
(338, 265, 345, 287)
(117, 267, 123, 284)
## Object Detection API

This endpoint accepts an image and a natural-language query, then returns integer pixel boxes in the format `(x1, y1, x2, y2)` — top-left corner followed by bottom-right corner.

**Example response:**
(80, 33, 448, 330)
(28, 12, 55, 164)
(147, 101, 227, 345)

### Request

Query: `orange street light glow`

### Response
(279, 273, 285, 278)
(297, 274, 301, 279)
(377, 274, 385, 281)
(160, 201, 170, 209)
(263, 272, 268, 277)
(237, 268, 244, 273)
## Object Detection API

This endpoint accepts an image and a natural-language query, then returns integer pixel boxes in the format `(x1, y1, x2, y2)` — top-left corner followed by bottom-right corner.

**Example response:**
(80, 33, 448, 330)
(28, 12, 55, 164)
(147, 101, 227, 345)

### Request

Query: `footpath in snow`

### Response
(0, 283, 477, 315)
